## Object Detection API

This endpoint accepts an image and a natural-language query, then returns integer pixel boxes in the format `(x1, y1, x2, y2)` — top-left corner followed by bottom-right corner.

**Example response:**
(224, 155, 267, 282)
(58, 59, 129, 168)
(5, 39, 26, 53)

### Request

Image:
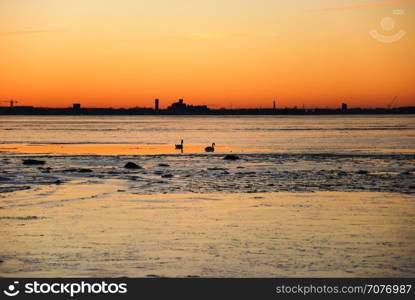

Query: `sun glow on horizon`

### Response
(0, 0, 414, 109)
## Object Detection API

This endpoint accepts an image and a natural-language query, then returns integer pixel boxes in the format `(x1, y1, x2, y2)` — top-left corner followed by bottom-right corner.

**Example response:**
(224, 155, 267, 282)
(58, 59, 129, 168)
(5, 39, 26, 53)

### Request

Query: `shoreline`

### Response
(1, 180, 414, 278)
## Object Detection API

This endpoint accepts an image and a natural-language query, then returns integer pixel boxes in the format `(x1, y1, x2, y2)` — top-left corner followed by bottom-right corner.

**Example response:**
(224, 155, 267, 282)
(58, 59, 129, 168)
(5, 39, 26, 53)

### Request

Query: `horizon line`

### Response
(1, 105, 413, 110)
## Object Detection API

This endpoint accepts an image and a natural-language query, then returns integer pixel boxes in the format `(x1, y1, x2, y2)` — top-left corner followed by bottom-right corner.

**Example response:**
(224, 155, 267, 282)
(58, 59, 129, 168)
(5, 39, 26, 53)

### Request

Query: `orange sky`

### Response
(0, 0, 414, 109)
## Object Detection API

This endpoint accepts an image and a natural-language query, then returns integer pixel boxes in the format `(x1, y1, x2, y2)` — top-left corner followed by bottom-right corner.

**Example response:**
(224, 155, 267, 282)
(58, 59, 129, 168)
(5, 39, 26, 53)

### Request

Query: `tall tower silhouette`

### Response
(155, 98, 159, 111)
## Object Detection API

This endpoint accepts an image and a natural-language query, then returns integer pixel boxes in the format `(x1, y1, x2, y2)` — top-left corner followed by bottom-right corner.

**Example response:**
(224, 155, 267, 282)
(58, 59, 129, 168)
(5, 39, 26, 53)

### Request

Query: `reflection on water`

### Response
(0, 144, 263, 155)
(1, 115, 414, 154)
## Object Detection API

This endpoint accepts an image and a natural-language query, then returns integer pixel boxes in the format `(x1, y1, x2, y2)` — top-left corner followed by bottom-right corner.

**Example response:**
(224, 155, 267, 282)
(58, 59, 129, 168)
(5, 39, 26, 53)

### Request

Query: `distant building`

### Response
(341, 103, 348, 111)
(155, 98, 159, 111)
(273, 101, 276, 110)
(167, 99, 209, 114)
(169, 99, 186, 112)
(73, 103, 81, 110)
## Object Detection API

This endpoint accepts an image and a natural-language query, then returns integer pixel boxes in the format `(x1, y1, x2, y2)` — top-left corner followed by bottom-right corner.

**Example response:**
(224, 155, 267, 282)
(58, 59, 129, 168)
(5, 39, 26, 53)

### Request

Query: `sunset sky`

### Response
(1, 0, 414, 109)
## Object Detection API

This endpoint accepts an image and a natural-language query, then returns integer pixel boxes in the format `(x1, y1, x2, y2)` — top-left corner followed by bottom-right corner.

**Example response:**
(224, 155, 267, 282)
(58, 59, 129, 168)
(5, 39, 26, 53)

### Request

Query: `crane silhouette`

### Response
(388, 96, 398, 109)
(0, 99, 19, 108)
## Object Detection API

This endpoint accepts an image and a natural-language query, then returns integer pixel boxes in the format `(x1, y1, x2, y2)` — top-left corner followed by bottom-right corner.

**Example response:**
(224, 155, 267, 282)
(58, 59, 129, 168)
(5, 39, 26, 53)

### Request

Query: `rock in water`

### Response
(124, 162, 142, 169)
(63, 168, 92, 173)
(161, 174, 174, 178)
(23, 159, 45, 165)
(224, 154, 240, 160)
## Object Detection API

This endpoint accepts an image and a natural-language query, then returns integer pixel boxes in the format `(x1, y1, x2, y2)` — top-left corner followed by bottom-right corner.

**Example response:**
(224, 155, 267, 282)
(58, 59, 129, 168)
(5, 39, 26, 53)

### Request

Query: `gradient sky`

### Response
(1, 0, 414, 108)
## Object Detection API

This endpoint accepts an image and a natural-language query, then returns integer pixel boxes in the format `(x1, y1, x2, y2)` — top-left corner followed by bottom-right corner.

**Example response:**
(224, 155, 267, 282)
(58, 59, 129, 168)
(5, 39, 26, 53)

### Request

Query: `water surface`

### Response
(0, 115, 414, 277)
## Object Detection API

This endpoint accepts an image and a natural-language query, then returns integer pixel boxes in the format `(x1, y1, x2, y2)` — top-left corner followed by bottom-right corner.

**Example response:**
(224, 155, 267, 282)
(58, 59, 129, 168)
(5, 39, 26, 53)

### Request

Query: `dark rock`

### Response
(0, 186, 31, 193)
(158, 163, 170, 167)
(161, 174, 174, 178)
(356, 170, 368, 175)
(23, 159, 45, 165)
(54, 180, 63, 185)
(337, 171, 347, 176)
(63, 168, 93, 173)
(0, 216, 41, 220)
(224, 154, 240, 160)
(124, 162, 142, 169)
(0, 176, 10, 181)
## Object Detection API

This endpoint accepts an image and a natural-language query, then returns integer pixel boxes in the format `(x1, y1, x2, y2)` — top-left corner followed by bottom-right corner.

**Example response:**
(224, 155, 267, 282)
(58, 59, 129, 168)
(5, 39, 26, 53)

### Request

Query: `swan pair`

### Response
(175, 140, 215, 153)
